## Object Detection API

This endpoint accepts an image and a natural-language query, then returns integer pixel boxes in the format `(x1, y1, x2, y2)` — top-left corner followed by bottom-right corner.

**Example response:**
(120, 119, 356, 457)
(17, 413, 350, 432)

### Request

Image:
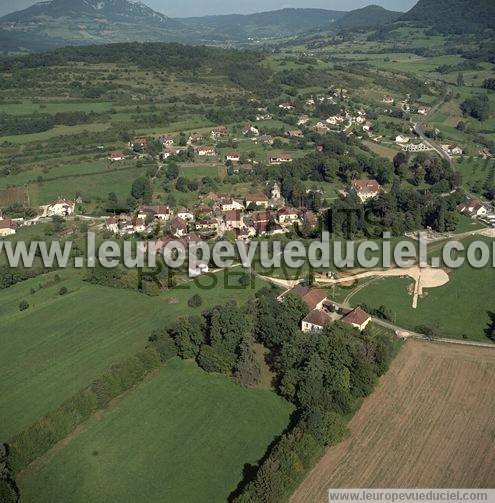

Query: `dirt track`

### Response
(291, 341, 495, 502)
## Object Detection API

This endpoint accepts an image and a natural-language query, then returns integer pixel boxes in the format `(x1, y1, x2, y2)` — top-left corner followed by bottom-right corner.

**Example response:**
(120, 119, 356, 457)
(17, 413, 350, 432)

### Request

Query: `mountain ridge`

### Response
(400, 0, 495, 33)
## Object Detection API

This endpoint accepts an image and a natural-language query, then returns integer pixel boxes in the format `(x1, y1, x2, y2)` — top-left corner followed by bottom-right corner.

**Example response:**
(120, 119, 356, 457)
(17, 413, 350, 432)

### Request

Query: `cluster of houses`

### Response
(104, 183, 318, 240)
(282, 284, 372, 333)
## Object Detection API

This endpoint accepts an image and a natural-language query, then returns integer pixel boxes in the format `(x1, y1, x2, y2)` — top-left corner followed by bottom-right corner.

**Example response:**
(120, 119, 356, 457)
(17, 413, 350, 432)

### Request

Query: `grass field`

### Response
(0, 269, 271, 439)
(0, 101, 114, 115)
(351, 238, 495, 341)
(292, 340, 495, 502)
(19, 358, 293, 503)
(1, 123, 110, 145)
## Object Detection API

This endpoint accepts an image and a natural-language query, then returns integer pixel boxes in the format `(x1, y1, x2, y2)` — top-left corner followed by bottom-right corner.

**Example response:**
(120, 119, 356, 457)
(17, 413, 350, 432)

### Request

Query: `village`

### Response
(2, 86, 494, 241)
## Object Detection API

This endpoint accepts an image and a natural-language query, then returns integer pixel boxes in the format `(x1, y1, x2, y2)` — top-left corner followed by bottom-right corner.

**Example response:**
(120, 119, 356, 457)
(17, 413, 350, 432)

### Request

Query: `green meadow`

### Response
(19, 358, 293, 503)
(352, 238, 495, 342)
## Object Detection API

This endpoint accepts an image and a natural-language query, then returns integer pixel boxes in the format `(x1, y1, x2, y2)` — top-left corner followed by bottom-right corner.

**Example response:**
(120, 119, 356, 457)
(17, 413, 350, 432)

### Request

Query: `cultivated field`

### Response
(292, 340, 495, 502)
(18, 359, 293, 503)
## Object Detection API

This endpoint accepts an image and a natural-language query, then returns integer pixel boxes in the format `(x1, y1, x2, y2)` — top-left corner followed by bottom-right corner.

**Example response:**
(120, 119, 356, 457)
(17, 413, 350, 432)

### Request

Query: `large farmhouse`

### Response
(350, 179, 381, 202)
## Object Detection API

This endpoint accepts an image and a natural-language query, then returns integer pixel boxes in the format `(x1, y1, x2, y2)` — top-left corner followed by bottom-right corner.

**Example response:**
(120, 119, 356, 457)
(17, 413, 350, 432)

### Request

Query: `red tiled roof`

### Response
(224, 210, 242, 222)
(287, 286, 327, 310)
(342, 307, 371, 326)
(245, 194, 268, 202)
(351, 179, 381, 194)
(0, 219, 16, 230)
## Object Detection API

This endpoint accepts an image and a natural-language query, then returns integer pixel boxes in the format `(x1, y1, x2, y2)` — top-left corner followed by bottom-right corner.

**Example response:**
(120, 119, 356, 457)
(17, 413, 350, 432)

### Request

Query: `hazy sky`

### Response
(0, 0, 418, 19)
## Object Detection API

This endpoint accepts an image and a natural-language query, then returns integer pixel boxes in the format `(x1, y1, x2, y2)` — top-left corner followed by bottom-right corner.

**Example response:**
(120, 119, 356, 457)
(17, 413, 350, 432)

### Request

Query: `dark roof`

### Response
(303, 309, 332, 328)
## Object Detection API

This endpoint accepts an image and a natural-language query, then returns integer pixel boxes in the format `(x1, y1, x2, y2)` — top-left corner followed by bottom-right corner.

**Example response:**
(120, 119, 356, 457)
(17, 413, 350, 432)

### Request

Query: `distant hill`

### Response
(336, 5, 401, 30)
(1, 0, 175, 26)
(180, 8, 346, 42)
(400, 0, 495, 33)
(0, 0, 190, 51)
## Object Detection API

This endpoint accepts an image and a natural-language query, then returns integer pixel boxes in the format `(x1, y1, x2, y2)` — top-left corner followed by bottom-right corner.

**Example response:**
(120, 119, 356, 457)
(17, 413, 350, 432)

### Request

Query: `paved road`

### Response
(413, 99, 452, 163)
(371, 316, 495, 349)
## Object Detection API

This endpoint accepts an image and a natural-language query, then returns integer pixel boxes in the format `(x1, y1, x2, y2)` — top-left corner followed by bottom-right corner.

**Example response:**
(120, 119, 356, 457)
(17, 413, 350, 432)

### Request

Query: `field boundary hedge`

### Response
(7, 345, 163, 473)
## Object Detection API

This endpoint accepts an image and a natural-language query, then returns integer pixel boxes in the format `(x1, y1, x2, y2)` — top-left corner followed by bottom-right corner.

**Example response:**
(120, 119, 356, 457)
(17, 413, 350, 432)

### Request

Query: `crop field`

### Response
(0, 186, 28, 206)
(292, 340, 495, 502)
(0, 268, 271, 439)
(351, 238, 495, 342)
(18, 358, 293, 503)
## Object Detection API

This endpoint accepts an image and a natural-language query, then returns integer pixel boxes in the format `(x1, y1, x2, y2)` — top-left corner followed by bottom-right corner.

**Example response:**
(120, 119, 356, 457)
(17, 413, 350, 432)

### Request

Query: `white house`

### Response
(395, 135, 410, 144)
(197, 146, 216, 157)
(133, 218, 146, 233)
(447, 144, 464, 156)
(177, 208, 195, 221)
(242, 124, 259, 137)
(341, 307, 371, 331)
(269, 154, 293, 165)
(138, 205, 171, 221)
(226, 151, 241, 162)
(302, 309, 333, 333)
(46, 198, 75, 217)
(109, 150, 125, 161)
(0, 218, 17, 237)
(351, 179, 381, 202)
(458, 198, 488, 218)
(279, 102, 295, 110)
(298, 115, 310, 126)
(105, 216, 119, 233)
(277, 207, 299, 224)
(210, 126, 228, 140)
(245, 194, 269, 208)
(221, 199, 244, 212)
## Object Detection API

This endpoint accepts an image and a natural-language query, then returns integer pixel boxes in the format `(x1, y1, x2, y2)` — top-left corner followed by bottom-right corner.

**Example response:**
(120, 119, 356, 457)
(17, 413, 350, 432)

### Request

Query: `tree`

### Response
(188, 294, 203, 308)
(131, 177, 146, 199)
(171, 316, 205, 358)
(164, 162, 179, 181)
(456, 72, 464, 87)
(58, 286, 68, 296)
(197, 344, 236, 374)
(305, 408, 348, 446)
(282, 293, 309, 327)
(108, 192, 118, 208)
(234, 335, 261, 387)
(461, 95, 490, 121)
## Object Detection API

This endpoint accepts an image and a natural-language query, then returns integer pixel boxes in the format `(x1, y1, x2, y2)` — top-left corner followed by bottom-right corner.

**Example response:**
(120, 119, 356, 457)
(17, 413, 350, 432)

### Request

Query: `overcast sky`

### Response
(0, 0, 418, 19)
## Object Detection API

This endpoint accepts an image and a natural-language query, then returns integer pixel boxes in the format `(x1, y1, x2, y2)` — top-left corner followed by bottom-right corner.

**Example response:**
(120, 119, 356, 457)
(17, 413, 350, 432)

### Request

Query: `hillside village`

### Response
(0, 1, 495, 502)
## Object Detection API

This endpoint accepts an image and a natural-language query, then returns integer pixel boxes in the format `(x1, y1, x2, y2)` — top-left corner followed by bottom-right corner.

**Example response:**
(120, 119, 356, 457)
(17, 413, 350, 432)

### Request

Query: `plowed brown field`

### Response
(292, 341, 495, 502)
